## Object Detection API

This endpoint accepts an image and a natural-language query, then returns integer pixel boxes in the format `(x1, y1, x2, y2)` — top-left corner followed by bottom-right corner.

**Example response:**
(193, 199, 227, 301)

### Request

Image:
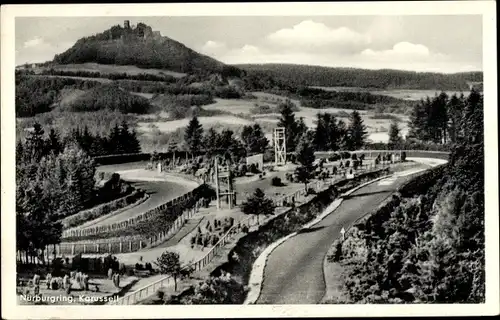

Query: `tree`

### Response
(277, 100, 299, 152)
(388, 121, 403, 150)
(155, 251, 183, 292)
(184, 116, 204, 157)
(47, 128, 63, 156)
(24, 122, 46, 162)
(203, 128, 219, 157)
(294, 131, 316, 192)
(241, 188, 275, 224)
(315, 113, 342, 151)
(241, 123, 269, 155)
(346, 111, 367, 150)
(108, 124, 122, 154)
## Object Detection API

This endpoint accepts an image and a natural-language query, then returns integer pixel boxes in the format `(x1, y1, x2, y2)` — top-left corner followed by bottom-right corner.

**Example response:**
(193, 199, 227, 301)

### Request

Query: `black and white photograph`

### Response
(1, 1, 498, 318)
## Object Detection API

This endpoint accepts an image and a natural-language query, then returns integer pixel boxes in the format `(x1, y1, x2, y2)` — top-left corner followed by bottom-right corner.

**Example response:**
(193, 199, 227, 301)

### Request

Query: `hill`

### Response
(51, 21, 242, 76)
(236, 63, 483, 91)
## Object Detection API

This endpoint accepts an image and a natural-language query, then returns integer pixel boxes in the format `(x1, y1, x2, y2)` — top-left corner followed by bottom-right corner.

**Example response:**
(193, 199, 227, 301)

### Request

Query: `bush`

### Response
(401, 151, 407, 162)
(345, 160, 351, 168)
(341, 151, 351, 159)
(351, 153, 358, 161)
(271, 177, 283, 186)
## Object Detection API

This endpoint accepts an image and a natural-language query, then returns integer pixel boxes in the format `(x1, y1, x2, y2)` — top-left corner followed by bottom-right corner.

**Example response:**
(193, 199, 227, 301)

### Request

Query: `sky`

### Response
(15, 15, 483, 73)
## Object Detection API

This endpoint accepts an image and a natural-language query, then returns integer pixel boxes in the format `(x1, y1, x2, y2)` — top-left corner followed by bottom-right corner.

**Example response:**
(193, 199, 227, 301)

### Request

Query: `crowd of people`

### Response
(23, 270, 94, 296)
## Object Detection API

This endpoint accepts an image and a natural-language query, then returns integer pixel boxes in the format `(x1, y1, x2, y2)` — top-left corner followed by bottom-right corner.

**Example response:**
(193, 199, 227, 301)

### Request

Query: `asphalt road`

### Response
(256, 167, 427, 304)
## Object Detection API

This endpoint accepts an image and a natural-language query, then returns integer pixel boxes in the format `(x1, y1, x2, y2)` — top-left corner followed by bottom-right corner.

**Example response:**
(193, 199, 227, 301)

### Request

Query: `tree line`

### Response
(36, 68, 179, 83)
(238, 63, 483, 91)
(16, 121, 141, 263)
(407, 90, 481, 144)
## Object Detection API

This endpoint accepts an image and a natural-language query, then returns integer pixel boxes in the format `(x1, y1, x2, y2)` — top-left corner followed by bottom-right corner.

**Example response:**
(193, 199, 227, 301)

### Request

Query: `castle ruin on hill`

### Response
(119, 20, 162, 42)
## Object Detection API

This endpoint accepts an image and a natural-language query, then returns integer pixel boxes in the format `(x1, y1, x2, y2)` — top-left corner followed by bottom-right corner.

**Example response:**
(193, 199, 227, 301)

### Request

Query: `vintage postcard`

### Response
(1, 1, 498, 319)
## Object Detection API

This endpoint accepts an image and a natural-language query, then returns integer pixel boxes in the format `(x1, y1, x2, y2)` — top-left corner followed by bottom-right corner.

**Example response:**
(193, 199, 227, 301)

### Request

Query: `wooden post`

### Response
(108, 243, 112, 252)
(215, 157, 220, 210)
(83, 244, 86, 253)
(119, 242, 123, 253)
(129, 241, 132, 252)
(72, 245, 75, 255)
(96, 243, 100, 253)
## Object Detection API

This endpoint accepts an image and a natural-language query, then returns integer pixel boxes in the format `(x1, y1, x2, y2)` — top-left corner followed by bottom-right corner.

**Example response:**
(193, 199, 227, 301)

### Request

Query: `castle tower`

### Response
(124, 20, 130, 29)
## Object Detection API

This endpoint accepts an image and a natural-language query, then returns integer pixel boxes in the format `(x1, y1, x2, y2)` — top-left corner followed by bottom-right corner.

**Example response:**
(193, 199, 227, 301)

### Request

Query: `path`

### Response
(256, 164, 431, 304)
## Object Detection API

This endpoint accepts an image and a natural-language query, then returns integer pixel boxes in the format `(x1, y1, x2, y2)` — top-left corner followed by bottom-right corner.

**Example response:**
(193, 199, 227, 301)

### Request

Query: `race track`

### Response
(83, 168, 199, 227)
(256, 164, 432, 304)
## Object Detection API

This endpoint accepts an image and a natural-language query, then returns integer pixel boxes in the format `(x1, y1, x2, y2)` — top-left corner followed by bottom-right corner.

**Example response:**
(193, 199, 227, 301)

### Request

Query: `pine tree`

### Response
(241, 124, 268, 155)
(315, 113, 341, 151)
(47, 128, 62, 156)
(25, 122, 46, 162)
(203, 128, 219, 157)
(241, 188, 275, 224)
(347, 111, 367, 150)
(108, 123, 121, 154)
(447, 94, 465, 144)
(277, 100, 299, 152)
(295, 131, 316, 192)
(81, 126, 94, 154)
(184, 116, 204, 157)
(388, 121, 403, 150)
(128, 129, 141, 153)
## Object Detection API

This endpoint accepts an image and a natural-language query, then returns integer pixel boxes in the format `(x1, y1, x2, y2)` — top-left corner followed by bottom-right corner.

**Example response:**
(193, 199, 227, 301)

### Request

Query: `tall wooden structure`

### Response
(274, 127, 286, 166)
(214, 157, 235, 210)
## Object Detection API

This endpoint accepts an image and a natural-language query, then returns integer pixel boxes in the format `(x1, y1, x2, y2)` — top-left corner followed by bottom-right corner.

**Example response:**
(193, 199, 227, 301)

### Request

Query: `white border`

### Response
(1, 2, 498, 318)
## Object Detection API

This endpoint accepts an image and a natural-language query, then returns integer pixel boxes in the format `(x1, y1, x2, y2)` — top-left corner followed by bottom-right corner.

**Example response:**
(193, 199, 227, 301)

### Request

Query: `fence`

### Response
(62, 184, 208, 239)
(56, 202, 202, 256)
(109, 213, 261, 305)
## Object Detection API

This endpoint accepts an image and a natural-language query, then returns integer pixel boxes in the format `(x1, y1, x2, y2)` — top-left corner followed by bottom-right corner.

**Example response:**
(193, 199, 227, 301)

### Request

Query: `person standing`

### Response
(33, 272, 41, 296)
(115, 273, 120, 288)
(62, 274, 69, 290)
(64, 274, 72, 295)
(83, 273, 89, 291)
(46, 272, 52, 290)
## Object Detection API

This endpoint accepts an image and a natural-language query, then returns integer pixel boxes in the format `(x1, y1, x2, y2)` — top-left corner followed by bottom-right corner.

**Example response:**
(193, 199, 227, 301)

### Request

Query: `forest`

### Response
(238, 64, 483, 91)
(328, 90, 484, 303)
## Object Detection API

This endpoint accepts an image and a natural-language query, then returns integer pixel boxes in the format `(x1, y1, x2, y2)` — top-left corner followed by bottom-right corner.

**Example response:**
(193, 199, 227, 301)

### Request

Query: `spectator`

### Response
(83, 274, 89, 291)
(62, 274, 69, 290)
(46, 272, 52, 290)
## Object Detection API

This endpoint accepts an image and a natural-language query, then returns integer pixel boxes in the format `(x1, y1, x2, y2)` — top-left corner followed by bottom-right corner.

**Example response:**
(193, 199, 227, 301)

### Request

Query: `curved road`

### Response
(256, 164, 436, 304)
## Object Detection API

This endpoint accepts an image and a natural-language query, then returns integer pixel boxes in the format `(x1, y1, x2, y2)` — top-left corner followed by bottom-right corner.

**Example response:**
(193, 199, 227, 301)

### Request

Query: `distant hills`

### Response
(52, 21, 240, 76)
(236, 63, 483, 91)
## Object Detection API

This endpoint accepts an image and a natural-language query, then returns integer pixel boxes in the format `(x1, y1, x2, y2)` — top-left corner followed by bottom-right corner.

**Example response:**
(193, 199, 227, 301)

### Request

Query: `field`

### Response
(156, 91, 410, 144)
(40, 63, 187, 78)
